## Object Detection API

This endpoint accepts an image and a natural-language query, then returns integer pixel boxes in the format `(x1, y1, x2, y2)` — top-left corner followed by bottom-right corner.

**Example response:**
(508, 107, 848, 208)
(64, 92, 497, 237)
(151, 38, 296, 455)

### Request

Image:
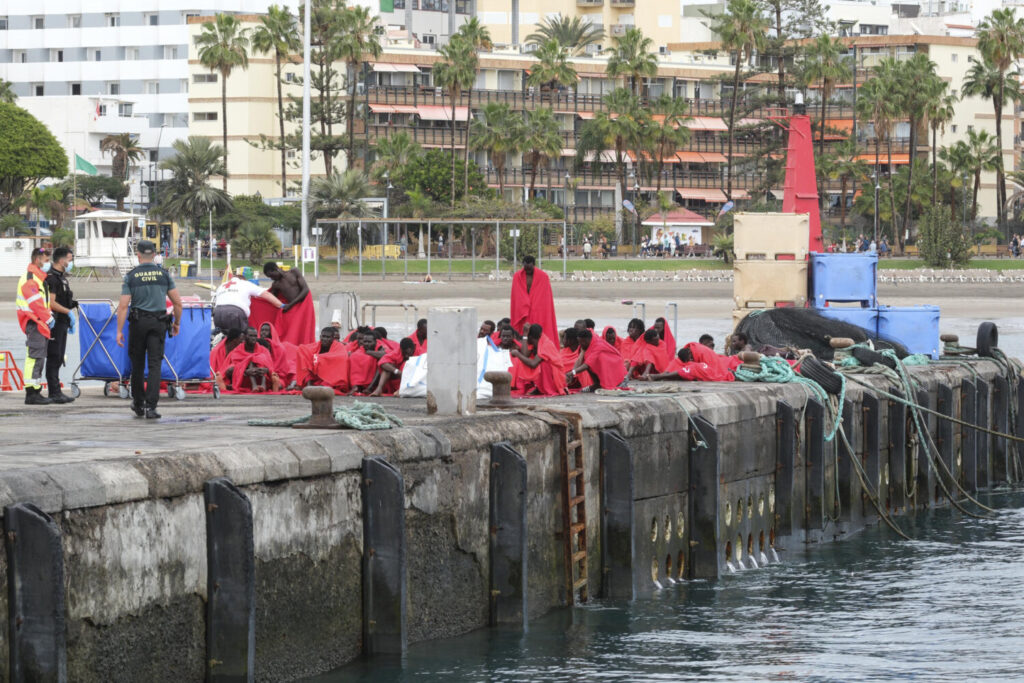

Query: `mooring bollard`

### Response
(294, 386, 342, 430)
(489, 442, 528, 628)
(5, 502, 67, 682)
(204, 477, 255, 683)
(485, 371, 514, 407)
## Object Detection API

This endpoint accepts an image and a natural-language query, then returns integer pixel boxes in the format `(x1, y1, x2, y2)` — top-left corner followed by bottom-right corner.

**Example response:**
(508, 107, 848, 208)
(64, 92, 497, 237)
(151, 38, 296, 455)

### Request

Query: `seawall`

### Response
(0, 358, 1018, 681)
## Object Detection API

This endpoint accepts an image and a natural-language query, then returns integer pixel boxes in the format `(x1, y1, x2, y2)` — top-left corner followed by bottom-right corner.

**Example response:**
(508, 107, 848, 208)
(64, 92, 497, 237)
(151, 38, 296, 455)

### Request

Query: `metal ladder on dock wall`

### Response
(556, 412, 588, 604)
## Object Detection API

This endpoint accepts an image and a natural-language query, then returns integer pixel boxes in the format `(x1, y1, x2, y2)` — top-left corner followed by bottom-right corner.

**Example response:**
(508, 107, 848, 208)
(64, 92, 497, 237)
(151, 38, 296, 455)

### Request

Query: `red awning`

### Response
(855, 153, 909, 164)
(699, 152, 727, 163)
(372, 62, 421, 73)
(417, 105, 469, 121)
(684, 117, 728, 132)
(369, 103, 397, 113)
(577, 111, 596, 119)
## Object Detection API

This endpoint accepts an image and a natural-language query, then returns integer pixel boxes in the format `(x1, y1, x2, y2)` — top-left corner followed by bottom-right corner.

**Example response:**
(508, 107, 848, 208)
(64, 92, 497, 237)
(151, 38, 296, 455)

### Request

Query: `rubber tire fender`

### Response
(850, 346, 898, 370)
(976, 322, 998, 358)
(798, 356, 844, 395)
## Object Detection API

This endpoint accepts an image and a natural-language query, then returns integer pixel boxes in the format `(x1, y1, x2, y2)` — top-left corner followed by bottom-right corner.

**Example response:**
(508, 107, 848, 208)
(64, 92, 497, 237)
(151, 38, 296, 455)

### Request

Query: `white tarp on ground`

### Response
(399, 337, 512, 399)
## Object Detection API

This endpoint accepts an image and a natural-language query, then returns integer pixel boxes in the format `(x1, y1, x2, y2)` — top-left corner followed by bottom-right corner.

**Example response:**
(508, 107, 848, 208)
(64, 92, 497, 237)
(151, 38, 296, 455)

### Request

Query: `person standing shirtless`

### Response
(263, 262, 310, 309)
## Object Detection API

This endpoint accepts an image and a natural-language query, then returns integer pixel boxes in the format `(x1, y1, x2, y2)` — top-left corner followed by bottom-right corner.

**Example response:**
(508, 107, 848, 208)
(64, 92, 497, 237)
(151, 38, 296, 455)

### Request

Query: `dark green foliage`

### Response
(917, 204, 971, 268)
(0, 103, 68, 213)
(393, 149, 488, 205)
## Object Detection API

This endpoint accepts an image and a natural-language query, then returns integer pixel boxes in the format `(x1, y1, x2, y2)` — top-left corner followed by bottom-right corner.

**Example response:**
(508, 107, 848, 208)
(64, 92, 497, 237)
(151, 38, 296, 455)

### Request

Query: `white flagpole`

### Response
(300, 0, 312, 277)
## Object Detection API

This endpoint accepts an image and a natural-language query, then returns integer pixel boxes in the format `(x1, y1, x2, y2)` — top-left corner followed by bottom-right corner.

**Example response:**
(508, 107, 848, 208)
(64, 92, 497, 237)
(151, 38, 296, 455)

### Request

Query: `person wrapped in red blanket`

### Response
(294, 326, 350, 392)
(223, 327, 281, 392)
(370, 337, 416, 396)
(348, 331, 384, 394)
(573, 329, 626, 390)
(651, 316, 676, 368)
(626, 328, 667, 379)
(246, 262, 317, 346)
(602, 326, 622, 352)
(510, 324, 566, 396)
(406, 318, 428, 356)
(639, 342, 737, 382)
(561, 328, 592, 390)
(258, 322, 297, 387)
(619, 318, 645, 371)
(510, 256, 559, 346)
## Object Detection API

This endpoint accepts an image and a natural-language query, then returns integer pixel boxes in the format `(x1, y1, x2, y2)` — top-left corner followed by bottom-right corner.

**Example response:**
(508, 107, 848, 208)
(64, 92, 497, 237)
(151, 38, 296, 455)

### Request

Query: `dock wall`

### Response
(0, 360, 1017, 681)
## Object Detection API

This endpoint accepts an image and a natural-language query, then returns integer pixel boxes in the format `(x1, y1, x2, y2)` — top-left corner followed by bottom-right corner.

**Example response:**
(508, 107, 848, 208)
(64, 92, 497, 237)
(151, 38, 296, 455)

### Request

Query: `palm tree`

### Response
(100, 133, 144, 210)
(576, 88, 645, 241)
(159, 136, 233, 251)
(926, 88, 955, 205)
(823, 139, 867, 237)
(433, 36, 477, 206)
(469, 102, 523, 198)
(894, 53, 943, 241)
(310, 169, 374, 218)
(803, 36, 851, 170)
(648, 95, 691, 193)
(526, 15, 605, 56)
(251, 5, 299, 196)
(371, 131, 421, 183)
(0, 79, 16, 104)
(939, 141, 976, 221)
(965, 130, 1000, 222)
(526, 39, 578, 95)
(21, 186, 64, 231)
(862, 59, 902, 246)
(336, 5, 384, 168)
(711, 0, 769, 202)
(605, 27, 658, 98)
(195, 13, 250, 191)
(521, 108, 563, 198)
(454, 18, 492, 198)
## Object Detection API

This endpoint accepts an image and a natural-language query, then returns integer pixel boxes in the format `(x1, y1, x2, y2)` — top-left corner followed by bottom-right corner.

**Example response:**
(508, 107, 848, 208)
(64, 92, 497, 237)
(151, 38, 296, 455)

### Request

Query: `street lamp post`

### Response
(872, 171, 880, 246)
(962, 171, 969, 235)
(633, 175, 640, 258)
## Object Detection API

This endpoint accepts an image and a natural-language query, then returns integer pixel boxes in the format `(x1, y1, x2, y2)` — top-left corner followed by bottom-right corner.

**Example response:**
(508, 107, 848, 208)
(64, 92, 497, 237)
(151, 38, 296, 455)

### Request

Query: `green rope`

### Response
(248, 400, 404, 430)
(734, 356, 845, 442)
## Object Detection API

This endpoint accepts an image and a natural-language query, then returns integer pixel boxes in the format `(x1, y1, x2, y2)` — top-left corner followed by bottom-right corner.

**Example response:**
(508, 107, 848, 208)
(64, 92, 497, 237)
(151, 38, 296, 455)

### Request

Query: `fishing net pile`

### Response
(734, 308, 908, 361)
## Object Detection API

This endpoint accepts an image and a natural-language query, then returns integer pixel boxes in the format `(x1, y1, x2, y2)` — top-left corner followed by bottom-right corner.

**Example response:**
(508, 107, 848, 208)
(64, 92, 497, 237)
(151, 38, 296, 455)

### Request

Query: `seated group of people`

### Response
(210, 318, 429, 396)
(489, 316, 746, 397)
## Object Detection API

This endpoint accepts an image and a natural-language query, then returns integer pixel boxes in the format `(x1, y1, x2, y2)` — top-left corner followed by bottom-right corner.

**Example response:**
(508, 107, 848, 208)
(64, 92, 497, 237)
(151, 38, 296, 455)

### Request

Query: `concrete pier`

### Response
(0, 358, 1016, 681)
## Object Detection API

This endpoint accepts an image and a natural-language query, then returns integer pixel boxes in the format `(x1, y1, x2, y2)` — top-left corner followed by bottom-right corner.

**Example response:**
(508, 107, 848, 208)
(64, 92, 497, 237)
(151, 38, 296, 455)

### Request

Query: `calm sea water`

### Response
(319, 492, 1024, 683)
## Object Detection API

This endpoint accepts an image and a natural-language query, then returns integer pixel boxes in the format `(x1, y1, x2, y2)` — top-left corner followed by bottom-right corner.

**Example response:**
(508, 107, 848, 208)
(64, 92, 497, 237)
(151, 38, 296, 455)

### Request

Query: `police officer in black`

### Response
(116, 240, 182, 419)
(44, 246, 78, 403)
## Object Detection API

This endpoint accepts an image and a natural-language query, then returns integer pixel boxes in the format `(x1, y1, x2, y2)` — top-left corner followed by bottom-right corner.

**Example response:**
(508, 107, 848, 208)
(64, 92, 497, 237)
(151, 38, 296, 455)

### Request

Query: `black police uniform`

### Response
(122, 261, 176, 411)
(44, 265, 75, 400)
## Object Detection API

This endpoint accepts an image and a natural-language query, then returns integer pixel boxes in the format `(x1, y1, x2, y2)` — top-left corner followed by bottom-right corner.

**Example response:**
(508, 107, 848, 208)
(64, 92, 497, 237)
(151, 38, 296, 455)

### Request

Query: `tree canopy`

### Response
(0, 103, 68, 214)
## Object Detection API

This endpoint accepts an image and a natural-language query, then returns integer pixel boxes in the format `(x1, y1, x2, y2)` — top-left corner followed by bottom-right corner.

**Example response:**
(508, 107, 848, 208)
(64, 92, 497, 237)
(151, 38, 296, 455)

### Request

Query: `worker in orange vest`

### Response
(15, 247, 55, 405)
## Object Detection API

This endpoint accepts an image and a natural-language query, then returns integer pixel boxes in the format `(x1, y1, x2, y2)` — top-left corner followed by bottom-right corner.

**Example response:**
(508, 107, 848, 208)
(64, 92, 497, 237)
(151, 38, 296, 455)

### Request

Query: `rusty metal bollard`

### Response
(484, 371, 514, 407)
(294, 386, 343, 429)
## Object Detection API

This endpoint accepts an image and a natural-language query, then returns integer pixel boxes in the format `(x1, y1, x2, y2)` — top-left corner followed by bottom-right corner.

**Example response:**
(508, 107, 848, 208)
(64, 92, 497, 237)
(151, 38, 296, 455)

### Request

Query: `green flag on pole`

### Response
(380, 0, 394, 11)
(75, 153, 97, 176)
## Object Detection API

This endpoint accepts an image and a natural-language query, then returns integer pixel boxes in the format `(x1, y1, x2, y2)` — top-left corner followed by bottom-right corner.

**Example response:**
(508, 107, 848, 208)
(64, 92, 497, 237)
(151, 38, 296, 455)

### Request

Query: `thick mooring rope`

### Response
(248, 400, 403, 430)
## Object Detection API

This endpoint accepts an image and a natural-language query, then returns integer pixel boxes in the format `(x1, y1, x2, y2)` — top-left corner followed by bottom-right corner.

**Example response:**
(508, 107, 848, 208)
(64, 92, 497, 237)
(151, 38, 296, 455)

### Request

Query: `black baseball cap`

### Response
(137, 240, 156, 254)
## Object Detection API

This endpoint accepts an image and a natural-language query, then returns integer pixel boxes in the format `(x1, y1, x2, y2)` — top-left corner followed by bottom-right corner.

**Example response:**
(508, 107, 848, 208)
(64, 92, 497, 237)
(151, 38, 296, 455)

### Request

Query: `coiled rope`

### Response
(248, 400, 403, 430)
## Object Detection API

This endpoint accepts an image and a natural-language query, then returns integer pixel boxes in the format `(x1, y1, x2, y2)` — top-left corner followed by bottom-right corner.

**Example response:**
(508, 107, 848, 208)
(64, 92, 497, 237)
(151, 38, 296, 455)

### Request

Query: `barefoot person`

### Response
(510, 324, 566, 396)
(294, 326, 349, 392)
(223, 327, 280, 392)
(573, 329, 625, 390)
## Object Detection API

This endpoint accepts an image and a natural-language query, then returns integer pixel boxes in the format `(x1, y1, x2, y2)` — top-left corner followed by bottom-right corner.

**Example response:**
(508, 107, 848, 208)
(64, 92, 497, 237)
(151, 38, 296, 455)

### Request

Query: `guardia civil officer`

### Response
(45, 246, 78, 404)
(116, 240, 182, 419)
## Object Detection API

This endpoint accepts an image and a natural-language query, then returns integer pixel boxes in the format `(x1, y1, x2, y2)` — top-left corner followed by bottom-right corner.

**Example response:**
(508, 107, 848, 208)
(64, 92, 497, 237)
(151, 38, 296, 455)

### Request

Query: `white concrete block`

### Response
(426, 306, 478, 415)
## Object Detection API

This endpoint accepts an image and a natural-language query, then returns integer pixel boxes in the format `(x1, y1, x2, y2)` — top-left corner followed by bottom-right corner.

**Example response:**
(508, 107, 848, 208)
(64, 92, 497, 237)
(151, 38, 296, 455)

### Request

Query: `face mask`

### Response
(41, 262, 51, 273)
(65, 261, 73, 273)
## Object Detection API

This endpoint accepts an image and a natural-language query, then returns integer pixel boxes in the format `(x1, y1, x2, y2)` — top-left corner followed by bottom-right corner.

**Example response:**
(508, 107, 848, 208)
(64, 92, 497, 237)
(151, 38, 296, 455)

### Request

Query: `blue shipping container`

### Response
(817, 306, 879, 337)
(877, 305, 941, 359)
(810, 252, 878, 306)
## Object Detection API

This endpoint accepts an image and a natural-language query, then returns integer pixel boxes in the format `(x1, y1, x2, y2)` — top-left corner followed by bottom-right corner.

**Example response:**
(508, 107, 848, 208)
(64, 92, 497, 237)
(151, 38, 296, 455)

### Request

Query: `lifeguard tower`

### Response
(72, 210, 143, 275)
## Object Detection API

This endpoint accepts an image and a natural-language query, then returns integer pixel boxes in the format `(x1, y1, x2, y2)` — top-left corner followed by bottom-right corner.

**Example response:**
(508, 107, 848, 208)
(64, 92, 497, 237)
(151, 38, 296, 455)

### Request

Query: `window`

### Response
(107, 14, 120, 27)
(180, 79, 188, 93)
(108, 82, 119, 95)
(149, 150, 159, 162)
(97, 104, 107, 117)
(126, 47, 139, 60)
(68, 15, 80, 29)
(163, 46, 179, 59)
(421, 33, 436, 45)
(951, 125, 958, 133)
(11, 50, 25, 63)
(967, 125, 974, 133)
(70, 83, 81, 95)
(285, 72, 295, 82)
(193, 73, 218, 83)
(50, 49, 63, 62)
(0, 17, 7, 30)
(118, 103, 133, 117)
(951, 53, 958, 63)
(33, 16, 44, 30)
(147, 14, 159, 26)
(287, 149, 296, 159)
(146, 81, 160, 94)
(33, 84, 43, 96)
(194, 111, 218, 121)
(94, 50, 102, 62)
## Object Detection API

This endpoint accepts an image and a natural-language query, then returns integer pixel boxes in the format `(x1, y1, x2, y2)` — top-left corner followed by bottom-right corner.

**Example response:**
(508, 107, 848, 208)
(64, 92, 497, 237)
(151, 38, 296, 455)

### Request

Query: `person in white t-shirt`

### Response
(213, 275, 285, 339)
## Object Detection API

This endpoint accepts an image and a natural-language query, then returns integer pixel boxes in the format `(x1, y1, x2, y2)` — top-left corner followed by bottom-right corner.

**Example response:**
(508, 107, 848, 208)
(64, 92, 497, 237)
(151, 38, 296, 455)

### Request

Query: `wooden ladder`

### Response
(556, 411, 588, 604)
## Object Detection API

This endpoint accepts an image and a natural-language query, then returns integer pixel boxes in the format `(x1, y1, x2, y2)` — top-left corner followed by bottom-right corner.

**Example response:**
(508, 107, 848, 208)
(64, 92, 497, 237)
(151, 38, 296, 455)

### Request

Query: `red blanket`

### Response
(348, 346, 379, 388)
(248, 294, 316, 347)
(295, 340, 349, 391)
(561, 345, 592, 389)
(210, 339, 230, 378)
(685, 342, 741, 377)
(376, 347, 407, 395)
(602, 326, 622, 352)
(651, 321, 677, 370)
(583, 336, 626, 388)
(224, 343, 275, 392)
(510, 267, 559, 345)
(630, 339, 666, 377)
(511, 335, 566, 396)
(260, 322, 296, 385)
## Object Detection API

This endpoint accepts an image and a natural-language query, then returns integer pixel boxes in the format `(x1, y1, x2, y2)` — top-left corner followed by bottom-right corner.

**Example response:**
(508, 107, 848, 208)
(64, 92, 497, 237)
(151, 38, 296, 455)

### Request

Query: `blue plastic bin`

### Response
(810, 252, 878, 307)
(877, 305, 941, 359)
(78, 303, 130, 379)
(151, 306, 212, 380)
(817, 306, 879, 337)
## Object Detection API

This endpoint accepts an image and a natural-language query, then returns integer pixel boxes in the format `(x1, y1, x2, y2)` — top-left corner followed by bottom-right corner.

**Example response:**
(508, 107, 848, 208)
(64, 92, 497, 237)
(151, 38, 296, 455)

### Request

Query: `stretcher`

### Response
(70, 299, 219, 400)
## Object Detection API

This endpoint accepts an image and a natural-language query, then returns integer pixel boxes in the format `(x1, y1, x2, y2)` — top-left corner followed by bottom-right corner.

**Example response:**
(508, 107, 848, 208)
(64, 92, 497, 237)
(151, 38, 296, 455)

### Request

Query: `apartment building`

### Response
(0, 1, 298, 207)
